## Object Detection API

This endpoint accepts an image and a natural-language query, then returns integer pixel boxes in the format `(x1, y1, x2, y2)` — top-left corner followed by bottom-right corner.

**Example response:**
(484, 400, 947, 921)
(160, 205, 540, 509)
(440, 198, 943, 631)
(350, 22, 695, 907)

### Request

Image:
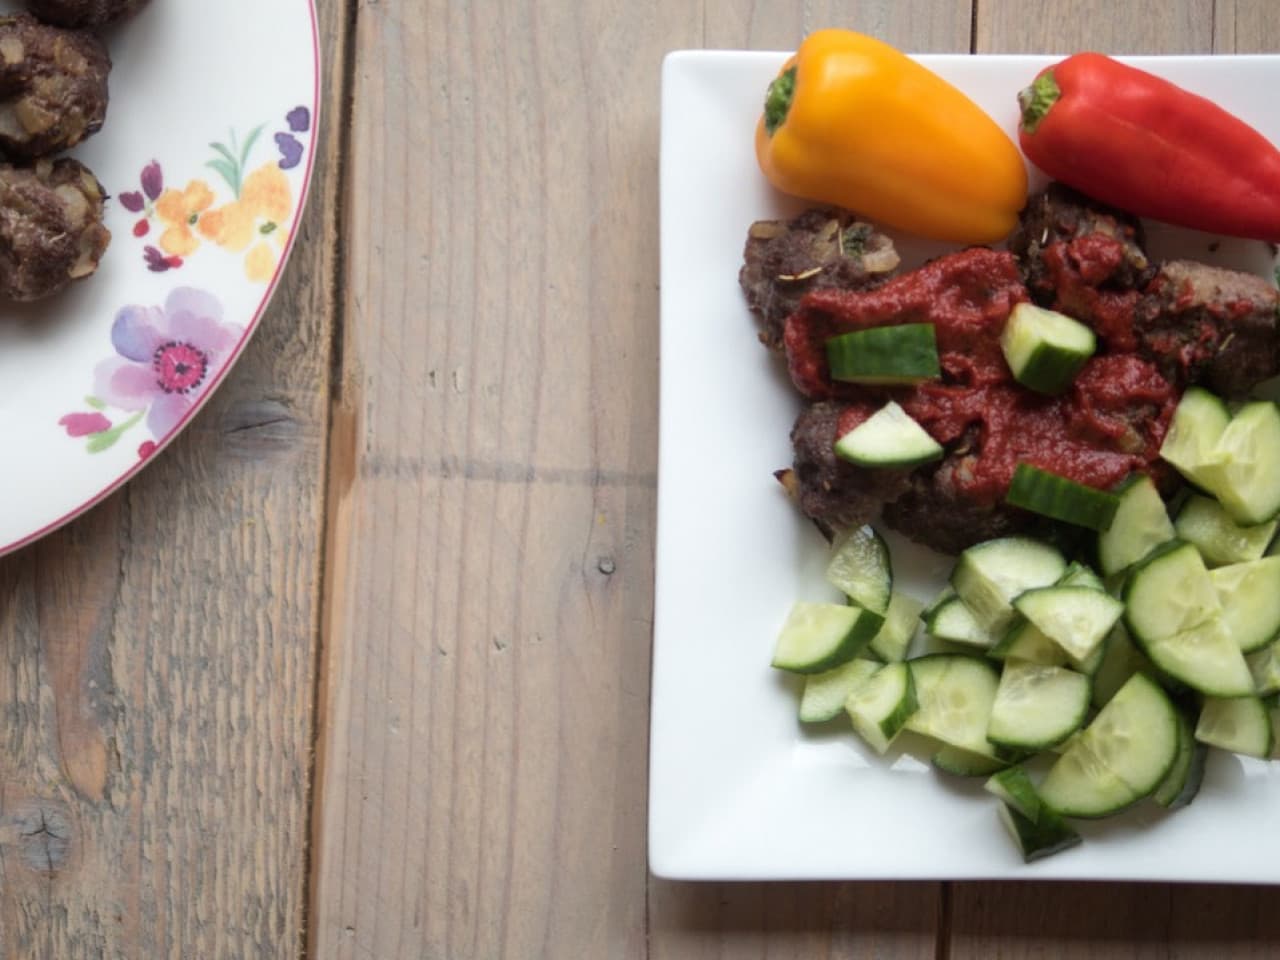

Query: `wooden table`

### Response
(4, 1, 1279, 956)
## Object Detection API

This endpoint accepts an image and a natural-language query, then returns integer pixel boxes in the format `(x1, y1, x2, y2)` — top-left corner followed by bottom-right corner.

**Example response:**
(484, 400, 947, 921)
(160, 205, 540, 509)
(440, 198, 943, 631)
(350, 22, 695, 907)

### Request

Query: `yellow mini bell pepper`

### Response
(756, 30, 1028, 244)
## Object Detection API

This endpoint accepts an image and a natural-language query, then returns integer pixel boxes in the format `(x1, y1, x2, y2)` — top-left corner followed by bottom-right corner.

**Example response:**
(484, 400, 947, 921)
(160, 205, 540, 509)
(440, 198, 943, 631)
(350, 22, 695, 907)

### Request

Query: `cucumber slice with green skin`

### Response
(987, 659, 1091, 752)
(1210, 557, 1280, 654)
(799, 658, 882, 723)
(932, 745, 1009, 777)
(826, 323, 940, 385)
(989, 618, 1069, 666)
(1039, 672, 1179, 818)
(1091, 625, 1145, 708)
(921, 586, 957, 622)
(1057, 561, 1105, 592)
(1196, 695, 1275, 759)
(1247, 640, 1280, 696)
(826, 525, 892, 615)
(905, 654, 1001, 757)
(771, 602, 881, 674)
(1013, 586, 1125, 662)
(1098, 475, 1175, 575)
(1006, 464, 1121, 532)
(1123, 540, 1221, 643)
(1175, 494, 1277, 567)
(1160, 386, 1231, 489)
(1153, 706, 1206, 810)
(868, 592, 924, 662)
(845, 662, 917, 754)
(834, 401, 943, 468)
(1068, 629, 1111, 676)
(997, 802, 1083, 863)
(1143, 618, 1255, 698)
(951, 538, 1067, 635)
(1197, 402, 1280, 525)
(985, 765, 1046, 820)
(1000, 302, 1096, 395)
(925, 596, 997, 649)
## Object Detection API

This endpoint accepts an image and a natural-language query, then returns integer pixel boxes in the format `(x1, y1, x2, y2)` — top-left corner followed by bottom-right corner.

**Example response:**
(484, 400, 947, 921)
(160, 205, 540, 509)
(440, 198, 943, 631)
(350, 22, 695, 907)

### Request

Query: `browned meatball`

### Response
(0, 14, 110, 160)
(0, 157, 110, 300)
(25, 0, 148, 28)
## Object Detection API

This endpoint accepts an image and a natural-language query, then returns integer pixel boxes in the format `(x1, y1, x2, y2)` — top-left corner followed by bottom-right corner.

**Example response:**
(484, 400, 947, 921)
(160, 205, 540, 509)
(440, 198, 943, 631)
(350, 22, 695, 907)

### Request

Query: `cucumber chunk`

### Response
(905, 655, 1001, 757)
(1210, 557, 1280, 654)
(1123, 540, 1220, 643)
(834, 401, 943, 468)
(1159, 386, 1230, 489)
(1091, 625, 1146, 708)
(932, 745, 1009, 777)
(1153, 706, 1207, 810)
(1057, 561, 1105, 592)
(799, 658, 882, 723)
(987, 659, 1090, 752)
(925, 596, 996, 649)
(826, 324, 940, 385)
(1247, 639, 1280, 696)
(989, 618, 1069, 666)
(1039, 673, 1179, 818)
(771, 602, 880, 674)
(985, 765, 1047, 820)
(1013, 585, 1124, 662)
(951, 538, 1067, 634)
(826, 525, 892, 615)
(1196, 695, 1275, 759)
(1198, 401, 1280, 525)
(1006, 464, 1121, 532)
(1098, 475, 1175, 575)
(868, 592, 924, 662)
(1175, 494, 1277, 566)
(1000, 302, 1096, 395)
(997, 802, 1083, 863)
(1144, 619, 1255, 698)
(845, 661, 917, 753)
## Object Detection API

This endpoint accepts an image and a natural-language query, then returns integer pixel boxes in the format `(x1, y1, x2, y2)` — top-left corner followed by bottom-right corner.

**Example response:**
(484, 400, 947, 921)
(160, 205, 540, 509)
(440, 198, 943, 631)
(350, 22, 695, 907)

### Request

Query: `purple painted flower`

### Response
(143, 245, 182, 272)
(93, 288, 243, 439)
(286, 106, 310, 133)
(275, 132, 304, 170)
(59, 412, 112, 437)
(141, 161, 163, 201)
(119, 191, 145, 213)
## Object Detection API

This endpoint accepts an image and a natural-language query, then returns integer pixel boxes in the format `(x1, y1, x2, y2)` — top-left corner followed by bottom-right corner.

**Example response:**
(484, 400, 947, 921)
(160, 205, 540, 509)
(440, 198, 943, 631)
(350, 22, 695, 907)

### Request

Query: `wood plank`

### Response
(0, 0, 348, 955)
(954, 4, 1280, 958)
(648, 5, 966, 958)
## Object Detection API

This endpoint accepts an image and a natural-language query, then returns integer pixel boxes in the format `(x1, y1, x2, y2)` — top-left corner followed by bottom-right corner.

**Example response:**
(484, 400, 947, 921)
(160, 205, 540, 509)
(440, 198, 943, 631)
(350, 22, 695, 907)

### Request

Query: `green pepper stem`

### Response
(1018, 71, 1061, 134)
(763, 66, 797, 136)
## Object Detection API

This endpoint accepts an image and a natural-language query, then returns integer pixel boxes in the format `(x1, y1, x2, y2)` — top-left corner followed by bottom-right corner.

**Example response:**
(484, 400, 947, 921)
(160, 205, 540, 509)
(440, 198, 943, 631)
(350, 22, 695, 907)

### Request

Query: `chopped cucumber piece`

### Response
(1198, 402, 1280, 525)
(1247, 640, 1280, 696)
(1091, 625, 1146, 708)
(1000, 302, 1096, 395)
(925, 596, 996, 649)
(985, 765, 1046, 820)
(845, 661, 917, 753)
(1057, 561, 1105, 592)
(1013, 585, 1124, 662)
(1144, 618, 1254, 698)
(799, 658, 882, 723)
(987, 659, 1090, 752)
(997, 802, 1083, 863)
(1123, 540, 1220, 643)
(1175, 494, 1277, 566)
(989, 618, 1068, 666)
(834, 401, 943, 468)
(1006, 463, 1121, 531)
(1098, 475, 1175, 575)
(771, 602, 880, 674)
(1196, 695, 1274, 759)
(905, 654, 1001, 757)
(1153, 706, 1207, 810)
(1160, 386, 1230, 489)
(932, 745, 1009, 777)
(951, 538, 1067, 635)
(1210, 557, 1280, 653)
(1068, 629, 1111, 676)
(1039, 673, 1179, 818)
(826, 525, 892, 615)
(868, 592, 924, 662)
(826, 323, 940, 385)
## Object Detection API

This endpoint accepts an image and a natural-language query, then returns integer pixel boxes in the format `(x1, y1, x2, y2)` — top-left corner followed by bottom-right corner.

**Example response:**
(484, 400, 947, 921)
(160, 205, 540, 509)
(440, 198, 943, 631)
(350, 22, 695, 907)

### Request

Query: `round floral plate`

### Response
(0, 0, 319, 556)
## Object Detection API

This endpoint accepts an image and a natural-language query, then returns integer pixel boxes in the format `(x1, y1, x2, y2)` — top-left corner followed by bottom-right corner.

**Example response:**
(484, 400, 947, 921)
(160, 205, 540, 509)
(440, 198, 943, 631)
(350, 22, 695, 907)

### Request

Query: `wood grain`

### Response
(0, 0, 347, 955)
(952, 3, 1280, 957)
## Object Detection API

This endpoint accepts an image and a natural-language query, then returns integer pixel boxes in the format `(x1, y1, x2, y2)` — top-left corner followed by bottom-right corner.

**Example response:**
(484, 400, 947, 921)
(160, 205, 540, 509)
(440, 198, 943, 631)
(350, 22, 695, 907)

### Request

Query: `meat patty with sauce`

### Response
(25, 0, 148, 28)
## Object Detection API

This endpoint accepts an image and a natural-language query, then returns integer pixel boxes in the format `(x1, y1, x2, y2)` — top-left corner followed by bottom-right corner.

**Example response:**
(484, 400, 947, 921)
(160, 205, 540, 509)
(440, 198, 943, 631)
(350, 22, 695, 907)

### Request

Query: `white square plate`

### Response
(652, 50, 1280, 881)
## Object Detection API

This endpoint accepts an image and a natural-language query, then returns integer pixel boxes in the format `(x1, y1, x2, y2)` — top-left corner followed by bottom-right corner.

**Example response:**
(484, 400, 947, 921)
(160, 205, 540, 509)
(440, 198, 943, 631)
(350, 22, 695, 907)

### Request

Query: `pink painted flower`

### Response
(93, 288, 242, 439)
(59, 412, 111, 437)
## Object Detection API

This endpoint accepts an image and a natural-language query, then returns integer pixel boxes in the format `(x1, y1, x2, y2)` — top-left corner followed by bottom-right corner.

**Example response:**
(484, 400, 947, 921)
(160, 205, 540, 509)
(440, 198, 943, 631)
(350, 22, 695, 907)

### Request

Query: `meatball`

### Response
(0, 13, 110, 160)
(25, 0, 148, 29)
(0, 156, 110, 300)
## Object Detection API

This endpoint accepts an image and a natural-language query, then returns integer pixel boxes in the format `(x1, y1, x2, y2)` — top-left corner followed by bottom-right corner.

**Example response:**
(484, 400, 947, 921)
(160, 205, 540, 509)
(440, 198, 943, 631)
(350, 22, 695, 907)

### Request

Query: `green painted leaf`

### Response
(205, 158, 239, 193)
(84, 395, 106, 410)
(85, 410, 144, 454)
(239, 124, 264, 168)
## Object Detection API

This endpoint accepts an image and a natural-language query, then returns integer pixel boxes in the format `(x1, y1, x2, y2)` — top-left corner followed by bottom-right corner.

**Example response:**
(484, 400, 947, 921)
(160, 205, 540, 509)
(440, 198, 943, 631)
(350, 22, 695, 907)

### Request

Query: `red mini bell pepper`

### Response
(1018, 53, 1280, 242)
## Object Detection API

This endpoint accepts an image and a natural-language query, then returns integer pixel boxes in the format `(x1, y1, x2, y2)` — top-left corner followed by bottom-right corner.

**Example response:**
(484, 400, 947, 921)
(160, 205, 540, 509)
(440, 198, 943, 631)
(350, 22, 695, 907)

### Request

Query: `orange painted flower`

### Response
(153, 180, 215, 257)
(198, 163, 293, 281)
